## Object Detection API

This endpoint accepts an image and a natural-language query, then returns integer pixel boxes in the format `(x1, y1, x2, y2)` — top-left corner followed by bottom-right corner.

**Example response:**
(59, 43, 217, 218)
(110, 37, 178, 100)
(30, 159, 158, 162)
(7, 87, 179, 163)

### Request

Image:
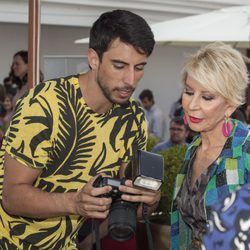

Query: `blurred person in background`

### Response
(11, 50, 44, 108)
(169, 96, 183, 119)
(151, 116, 188, 153)
(139, 88, 166, 141)
(0, 84, 6, 146)
(3, 69, 17, 97)
(11, 50, 29, 107)
(171, 42, 250, 250)
(1, 94, 14, 132)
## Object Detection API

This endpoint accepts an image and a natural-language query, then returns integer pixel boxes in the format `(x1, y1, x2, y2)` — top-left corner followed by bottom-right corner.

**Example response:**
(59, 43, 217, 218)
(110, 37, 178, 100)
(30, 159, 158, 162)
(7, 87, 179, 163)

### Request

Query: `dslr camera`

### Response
(93, 150, 164, 242)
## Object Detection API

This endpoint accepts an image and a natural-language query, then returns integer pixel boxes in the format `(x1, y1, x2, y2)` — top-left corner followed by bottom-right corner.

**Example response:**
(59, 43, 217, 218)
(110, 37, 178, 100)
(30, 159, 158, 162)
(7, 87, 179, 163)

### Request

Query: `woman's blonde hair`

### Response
(182, 42, 249, 107)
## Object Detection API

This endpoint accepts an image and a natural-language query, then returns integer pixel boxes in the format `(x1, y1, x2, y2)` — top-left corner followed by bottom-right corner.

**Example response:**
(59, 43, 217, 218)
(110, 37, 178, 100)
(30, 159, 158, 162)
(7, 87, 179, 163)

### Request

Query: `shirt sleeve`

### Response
(4, 81, 59, 169)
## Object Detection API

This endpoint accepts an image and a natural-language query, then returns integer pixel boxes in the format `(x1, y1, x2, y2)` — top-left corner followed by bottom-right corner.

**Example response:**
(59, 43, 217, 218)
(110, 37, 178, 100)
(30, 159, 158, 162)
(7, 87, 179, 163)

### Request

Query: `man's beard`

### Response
(96, 75, 134, 106)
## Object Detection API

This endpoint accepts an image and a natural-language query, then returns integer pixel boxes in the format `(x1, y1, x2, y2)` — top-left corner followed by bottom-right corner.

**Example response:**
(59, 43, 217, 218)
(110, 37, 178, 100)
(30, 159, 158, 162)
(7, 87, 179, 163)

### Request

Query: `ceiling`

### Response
(1, 0, 250, 27)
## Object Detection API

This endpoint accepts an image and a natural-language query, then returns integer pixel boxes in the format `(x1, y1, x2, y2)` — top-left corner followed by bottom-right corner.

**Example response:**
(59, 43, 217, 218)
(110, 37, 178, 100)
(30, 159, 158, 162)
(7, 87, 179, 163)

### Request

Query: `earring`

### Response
(222, 117, 233, 137)
(183, 115, 188, 125)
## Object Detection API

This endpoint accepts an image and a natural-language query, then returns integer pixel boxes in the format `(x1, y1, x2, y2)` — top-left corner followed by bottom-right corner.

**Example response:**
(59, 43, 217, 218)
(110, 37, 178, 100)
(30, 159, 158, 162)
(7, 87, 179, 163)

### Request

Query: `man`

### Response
(139, 89, 166, 141)
(151, 116, 188, 153)
(0, 10, 160, 249)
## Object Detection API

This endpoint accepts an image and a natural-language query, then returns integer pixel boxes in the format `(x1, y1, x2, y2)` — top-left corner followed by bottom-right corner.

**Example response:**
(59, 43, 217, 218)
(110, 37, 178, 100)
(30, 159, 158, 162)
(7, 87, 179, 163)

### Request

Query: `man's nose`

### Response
(124, 69, 135, 86)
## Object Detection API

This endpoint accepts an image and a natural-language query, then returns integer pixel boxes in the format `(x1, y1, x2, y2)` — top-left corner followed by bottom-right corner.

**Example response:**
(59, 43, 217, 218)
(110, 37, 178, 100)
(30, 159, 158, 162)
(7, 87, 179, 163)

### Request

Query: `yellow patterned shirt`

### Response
(0, 74, 147, 249)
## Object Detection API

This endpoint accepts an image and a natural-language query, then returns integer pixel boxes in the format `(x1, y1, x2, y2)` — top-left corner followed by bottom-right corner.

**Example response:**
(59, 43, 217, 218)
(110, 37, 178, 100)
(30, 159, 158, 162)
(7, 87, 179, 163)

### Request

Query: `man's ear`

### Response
(87, 48, 99, 70)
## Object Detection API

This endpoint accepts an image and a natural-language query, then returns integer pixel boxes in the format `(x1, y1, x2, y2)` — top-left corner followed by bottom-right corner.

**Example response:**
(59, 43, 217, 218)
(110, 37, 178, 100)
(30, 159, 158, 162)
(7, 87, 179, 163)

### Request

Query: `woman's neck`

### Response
(199, 123, 229, 151)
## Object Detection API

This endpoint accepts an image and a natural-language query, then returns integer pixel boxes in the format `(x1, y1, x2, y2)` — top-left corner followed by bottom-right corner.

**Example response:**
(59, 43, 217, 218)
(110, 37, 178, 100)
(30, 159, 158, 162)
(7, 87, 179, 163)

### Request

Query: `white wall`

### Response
(134, 45, 197, 137)
(0, 22, 199, 138)
(0, 23, 89, 82)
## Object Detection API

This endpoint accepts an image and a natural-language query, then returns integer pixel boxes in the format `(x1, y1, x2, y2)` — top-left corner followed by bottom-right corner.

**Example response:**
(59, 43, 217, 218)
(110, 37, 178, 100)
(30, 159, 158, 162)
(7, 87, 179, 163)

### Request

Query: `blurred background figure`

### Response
(11, 50, 44, 108)
(151, 116, 189, 153)
(11, 50, 29, 107)
(3, 70, 17, 97)
(231, 106, 248, 126)
(139, 89, 166, 141)
(1, 94, 14, 131)
(0, 84, 6, 117)
(169, 96, 183, 119)
(0, 85, 6, 146)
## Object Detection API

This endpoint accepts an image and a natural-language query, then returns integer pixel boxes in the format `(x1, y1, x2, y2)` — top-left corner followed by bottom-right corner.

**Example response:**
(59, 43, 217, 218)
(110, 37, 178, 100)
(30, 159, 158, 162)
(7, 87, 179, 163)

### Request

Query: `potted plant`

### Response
(155, 144, 187, 219)
(149, 144, 187, 250)
(146, 135, 160, 151)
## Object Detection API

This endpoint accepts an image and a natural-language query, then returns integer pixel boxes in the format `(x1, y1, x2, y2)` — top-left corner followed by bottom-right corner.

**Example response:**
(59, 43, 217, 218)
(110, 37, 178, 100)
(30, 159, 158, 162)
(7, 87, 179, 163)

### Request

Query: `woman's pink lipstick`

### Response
(189, 116, 203, 123)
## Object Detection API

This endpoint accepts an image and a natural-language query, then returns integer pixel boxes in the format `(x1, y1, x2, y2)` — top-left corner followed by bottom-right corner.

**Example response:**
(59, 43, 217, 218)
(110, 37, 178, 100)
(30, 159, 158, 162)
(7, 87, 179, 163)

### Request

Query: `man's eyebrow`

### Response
(136, 62, 147, 67)
(111, 59, 147, 67)
(111, 59, 128, 65)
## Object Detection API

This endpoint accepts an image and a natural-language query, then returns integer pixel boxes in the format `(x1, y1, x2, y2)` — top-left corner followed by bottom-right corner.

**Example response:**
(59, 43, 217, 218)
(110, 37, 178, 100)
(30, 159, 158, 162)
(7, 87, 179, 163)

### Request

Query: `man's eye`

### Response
(135, 65, 145, 71)
(113, 64, 124, 69)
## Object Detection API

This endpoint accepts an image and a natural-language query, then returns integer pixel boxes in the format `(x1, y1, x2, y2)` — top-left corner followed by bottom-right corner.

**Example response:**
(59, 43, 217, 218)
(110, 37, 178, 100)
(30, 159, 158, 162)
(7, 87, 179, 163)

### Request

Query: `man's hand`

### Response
(74, 175, 112, 219)
(119, 179, 161, 217)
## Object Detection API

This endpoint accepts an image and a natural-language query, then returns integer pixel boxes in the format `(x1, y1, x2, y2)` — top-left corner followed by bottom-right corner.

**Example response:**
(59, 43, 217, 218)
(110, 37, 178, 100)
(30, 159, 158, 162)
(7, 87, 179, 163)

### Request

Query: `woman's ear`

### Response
(226, 105, 237, 118)
(87, 48, 99, 70)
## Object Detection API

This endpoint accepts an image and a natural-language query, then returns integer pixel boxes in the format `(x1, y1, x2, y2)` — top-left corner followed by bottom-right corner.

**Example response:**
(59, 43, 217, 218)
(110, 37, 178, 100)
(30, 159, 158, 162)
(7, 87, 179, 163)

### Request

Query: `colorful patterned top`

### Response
(171, 120, 250, 250)
(202, 182, 250, 249)
(0, 74, 147, 250)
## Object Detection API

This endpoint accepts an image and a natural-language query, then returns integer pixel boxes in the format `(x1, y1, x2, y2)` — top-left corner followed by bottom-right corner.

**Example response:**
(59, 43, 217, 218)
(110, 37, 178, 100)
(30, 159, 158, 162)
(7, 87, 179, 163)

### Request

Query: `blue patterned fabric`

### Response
(202, 183, 250, 249)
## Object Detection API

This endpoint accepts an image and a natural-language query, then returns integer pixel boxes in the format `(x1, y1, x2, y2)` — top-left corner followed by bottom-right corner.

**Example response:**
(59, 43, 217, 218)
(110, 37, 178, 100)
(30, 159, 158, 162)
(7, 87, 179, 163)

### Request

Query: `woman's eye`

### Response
(203, 96, 214, 101)
(184, 90, 193, 96)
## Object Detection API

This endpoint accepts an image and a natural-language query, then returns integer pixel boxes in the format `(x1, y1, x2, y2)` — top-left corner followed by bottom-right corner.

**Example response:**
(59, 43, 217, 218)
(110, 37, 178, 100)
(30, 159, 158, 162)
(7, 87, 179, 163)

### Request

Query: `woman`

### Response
(12, 50, 29, 107)
(11, 50, 44, 108)
(171, 42, 250, 250)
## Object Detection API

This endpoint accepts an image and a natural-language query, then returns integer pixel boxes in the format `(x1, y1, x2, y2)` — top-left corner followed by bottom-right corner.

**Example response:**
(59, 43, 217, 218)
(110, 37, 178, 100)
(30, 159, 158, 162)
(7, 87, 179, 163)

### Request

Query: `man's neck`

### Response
(78, 72, 113, 114)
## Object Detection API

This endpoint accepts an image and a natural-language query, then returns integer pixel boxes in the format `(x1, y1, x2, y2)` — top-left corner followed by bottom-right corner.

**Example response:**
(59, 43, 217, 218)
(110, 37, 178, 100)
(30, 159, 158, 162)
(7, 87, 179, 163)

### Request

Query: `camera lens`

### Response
(108, 200, 137, 242)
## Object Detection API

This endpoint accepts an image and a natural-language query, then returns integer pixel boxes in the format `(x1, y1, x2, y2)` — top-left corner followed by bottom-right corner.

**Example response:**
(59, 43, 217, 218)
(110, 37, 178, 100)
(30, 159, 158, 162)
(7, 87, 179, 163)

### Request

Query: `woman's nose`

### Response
(188, 95, 200, 110)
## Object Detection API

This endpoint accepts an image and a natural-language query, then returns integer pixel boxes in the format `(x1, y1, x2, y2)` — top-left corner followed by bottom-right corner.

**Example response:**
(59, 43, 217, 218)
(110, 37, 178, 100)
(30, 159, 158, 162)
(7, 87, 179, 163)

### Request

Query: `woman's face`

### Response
(182, 75, 234, 134)
(12, 55, 28, 79)
(3, 96, 13, 112)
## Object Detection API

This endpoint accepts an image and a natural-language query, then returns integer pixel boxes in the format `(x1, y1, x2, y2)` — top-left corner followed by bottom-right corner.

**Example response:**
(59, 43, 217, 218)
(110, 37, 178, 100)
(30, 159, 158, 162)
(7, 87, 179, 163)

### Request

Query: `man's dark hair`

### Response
(170, 116, 187, 129)
(89, 9, 155, 61)
(139, 89, 154, 102)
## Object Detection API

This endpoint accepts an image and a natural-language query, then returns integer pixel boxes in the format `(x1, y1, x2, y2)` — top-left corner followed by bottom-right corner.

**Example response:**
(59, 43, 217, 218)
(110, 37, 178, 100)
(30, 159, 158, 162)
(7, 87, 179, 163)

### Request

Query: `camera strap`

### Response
(93, 219, 102, 250)
(142, 203, 154, 250)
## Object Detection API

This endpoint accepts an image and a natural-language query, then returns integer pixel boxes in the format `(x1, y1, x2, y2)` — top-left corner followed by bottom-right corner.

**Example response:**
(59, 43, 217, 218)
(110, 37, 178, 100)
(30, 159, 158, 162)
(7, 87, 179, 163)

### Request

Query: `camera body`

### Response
(93, 175, 137, 242)
(93, 150, 164, 242)
(93, 176, 125, 200)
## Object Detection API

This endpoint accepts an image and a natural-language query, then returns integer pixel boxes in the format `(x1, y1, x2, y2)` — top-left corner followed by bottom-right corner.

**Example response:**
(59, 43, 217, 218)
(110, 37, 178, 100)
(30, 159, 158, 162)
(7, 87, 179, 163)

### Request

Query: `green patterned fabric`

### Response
(0, 74, 147, 249)
(170, 120, 250, 250)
